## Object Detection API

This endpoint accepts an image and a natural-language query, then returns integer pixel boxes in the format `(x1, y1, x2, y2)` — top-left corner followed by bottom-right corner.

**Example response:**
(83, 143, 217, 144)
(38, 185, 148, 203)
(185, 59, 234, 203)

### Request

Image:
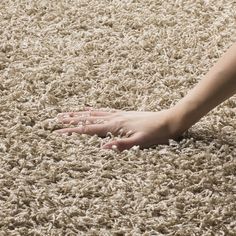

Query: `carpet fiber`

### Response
(0, 0, 236, 235)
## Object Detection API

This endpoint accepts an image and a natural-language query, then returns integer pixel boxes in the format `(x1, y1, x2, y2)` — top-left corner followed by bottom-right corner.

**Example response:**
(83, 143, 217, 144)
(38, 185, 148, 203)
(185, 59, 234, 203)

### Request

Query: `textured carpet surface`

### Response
(0, 0, 236, 235)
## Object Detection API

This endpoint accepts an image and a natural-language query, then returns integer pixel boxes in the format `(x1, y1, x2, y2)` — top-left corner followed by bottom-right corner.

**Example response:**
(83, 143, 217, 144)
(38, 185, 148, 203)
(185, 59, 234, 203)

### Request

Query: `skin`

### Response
(54, 43, 236, 152)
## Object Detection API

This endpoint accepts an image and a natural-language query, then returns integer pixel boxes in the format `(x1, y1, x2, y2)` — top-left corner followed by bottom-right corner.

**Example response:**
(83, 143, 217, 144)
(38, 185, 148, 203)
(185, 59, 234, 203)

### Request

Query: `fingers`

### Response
(55, 107, 139, 151)
(57, 111, 109, 118)
(102, 133, 142, 152)
(57, 106, 120, 118)
(54, 124, 109, 137)
(57, 110, 114, 118)
(57, 116, 108, 125)
(83, 106, 120, 113)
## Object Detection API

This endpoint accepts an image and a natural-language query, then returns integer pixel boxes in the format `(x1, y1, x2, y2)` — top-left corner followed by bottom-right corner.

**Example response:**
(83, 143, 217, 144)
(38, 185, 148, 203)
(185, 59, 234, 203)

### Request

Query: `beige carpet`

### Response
(0, 0, 236, 235)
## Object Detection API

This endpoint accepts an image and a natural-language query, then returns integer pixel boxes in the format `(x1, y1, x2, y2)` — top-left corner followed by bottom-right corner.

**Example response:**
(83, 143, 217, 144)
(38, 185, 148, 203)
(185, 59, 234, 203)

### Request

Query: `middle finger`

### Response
(57, 116, 109, 125)
(57, 110, 113, 119)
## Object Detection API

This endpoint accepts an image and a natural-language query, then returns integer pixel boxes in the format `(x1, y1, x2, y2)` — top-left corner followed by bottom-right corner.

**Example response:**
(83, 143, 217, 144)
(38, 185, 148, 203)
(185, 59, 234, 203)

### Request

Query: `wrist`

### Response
(167, 100, 202, 137)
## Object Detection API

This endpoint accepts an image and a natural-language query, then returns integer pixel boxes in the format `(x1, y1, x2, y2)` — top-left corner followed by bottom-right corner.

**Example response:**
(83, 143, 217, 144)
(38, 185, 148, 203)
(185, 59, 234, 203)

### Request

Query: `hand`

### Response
(54, 107, 183, 152)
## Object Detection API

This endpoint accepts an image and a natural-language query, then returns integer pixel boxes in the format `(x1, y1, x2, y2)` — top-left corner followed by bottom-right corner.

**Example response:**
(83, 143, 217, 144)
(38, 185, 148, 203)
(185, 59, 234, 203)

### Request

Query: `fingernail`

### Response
(102, 144, 118, 150)
(53, 130, 61, 134)
(57, 113, 71, 118)
(54, 130, 68, 135)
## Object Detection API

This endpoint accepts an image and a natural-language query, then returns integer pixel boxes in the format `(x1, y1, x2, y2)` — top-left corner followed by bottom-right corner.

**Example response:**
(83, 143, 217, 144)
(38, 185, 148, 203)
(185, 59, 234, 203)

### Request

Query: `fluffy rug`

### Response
(0, 0, 235, 235)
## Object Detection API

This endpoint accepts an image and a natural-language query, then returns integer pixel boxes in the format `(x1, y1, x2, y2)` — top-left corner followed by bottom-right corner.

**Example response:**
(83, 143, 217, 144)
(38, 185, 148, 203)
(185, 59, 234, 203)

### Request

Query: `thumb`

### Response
(102, 133, 141, 152)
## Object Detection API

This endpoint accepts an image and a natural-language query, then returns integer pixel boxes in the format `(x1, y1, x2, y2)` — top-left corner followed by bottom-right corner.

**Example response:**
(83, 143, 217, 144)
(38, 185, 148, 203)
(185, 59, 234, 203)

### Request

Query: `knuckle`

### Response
(110, 119, 125, 135)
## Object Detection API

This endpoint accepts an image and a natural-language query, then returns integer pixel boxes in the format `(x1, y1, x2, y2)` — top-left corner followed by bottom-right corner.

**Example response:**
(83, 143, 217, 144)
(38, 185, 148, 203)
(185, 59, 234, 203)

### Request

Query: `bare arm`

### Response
(169, 43, 236, 136)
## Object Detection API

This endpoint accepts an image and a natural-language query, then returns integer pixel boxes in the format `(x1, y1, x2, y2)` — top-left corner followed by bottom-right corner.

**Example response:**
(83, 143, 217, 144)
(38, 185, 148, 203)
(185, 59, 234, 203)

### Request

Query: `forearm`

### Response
(170, 43, 236, 135)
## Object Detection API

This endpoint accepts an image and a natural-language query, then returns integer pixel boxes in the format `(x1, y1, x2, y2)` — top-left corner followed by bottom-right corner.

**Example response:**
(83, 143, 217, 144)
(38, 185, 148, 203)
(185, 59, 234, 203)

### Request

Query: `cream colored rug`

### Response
(0, 0, 236, 235)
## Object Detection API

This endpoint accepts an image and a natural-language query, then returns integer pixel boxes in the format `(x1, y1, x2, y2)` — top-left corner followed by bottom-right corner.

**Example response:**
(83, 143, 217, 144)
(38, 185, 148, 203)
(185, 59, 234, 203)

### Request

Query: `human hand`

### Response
(54, 107, 183, 152)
